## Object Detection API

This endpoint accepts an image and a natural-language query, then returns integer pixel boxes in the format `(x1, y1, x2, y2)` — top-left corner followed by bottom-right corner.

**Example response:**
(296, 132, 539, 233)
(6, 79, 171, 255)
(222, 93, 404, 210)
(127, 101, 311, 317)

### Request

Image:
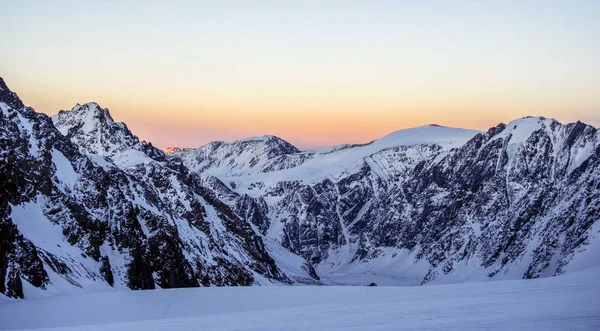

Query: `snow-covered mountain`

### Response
(0, 78, 320, 299)
(174, 135, 301, 177)
(2, 75, 599, 300)
(174, 117, 600, 285)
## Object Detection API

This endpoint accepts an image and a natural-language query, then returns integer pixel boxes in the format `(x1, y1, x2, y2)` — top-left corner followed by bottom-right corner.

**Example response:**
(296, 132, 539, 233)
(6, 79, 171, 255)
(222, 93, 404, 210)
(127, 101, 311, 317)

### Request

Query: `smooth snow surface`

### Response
(370, 124, 480, 148)
(50, 149, 80, 190)
(2, 268, 598, 331)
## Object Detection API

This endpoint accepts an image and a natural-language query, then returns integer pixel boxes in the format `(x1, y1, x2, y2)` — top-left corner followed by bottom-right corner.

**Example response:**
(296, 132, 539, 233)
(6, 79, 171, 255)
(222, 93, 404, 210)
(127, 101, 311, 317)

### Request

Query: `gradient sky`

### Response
(1, 1, 599, 149)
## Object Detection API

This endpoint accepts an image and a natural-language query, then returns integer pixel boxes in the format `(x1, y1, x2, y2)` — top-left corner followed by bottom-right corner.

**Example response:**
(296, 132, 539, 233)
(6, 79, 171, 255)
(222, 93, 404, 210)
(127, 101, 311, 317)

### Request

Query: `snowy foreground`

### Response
(2, 269, 599, 331)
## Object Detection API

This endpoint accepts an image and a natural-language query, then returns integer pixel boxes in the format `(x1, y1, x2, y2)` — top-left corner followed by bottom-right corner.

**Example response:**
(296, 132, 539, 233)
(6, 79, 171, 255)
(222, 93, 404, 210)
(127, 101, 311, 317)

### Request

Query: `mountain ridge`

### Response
(165, 118, 596, 156)
(174, 113, 600, 284)
(2, 76, 599, 299)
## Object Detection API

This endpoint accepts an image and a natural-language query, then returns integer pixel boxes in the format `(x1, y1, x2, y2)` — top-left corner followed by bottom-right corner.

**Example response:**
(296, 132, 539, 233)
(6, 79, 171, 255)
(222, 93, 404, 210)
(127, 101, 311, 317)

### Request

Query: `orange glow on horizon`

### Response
(2, 1, 599, 149)
(10, 80, 597, 150)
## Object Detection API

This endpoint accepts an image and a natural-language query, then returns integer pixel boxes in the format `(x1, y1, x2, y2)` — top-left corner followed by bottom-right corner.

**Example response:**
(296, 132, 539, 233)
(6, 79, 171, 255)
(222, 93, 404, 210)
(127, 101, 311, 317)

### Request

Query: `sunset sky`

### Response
(1, 0, 599, 149)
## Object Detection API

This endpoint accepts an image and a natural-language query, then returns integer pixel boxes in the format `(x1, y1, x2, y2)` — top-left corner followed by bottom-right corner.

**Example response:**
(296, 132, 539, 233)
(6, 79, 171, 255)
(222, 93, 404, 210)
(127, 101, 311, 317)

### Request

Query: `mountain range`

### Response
(1, 77, 598, 299)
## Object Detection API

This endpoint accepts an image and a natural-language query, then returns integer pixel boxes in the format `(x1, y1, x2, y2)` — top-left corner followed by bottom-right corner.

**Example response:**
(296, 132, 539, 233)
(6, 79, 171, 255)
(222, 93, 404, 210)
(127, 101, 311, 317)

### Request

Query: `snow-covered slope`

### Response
(2, 267, 598, 330)
(0, 77, 322, 300)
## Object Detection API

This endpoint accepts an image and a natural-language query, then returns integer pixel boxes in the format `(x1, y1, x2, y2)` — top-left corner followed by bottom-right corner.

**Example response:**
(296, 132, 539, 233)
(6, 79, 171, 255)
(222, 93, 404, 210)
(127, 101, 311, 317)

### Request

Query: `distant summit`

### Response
(164, 147, 190, 155)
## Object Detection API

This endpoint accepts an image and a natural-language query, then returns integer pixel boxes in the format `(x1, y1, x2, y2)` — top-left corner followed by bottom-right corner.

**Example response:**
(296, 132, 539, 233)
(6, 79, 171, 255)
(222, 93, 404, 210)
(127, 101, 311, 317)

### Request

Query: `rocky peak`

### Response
(51, 102, 165, 166)
(53, 102, 122, 137)
(0, 77, 24, 110)
(504, 116, 558, 131)
(172, 135, 301, 176)
(487, 116, 597, 159)
(233, 135, 300, 155)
